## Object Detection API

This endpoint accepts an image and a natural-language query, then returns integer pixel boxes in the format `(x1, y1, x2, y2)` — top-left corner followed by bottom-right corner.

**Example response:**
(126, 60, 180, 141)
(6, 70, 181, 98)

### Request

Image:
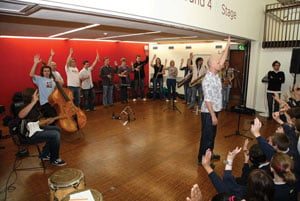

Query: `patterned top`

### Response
(201, 71, 222, 113)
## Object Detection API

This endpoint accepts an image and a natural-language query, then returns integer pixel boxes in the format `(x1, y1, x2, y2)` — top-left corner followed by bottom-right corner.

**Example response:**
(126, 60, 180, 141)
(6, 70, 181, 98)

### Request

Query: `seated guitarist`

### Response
(17, 88, 66, 166)
(221, 60, 234, 110)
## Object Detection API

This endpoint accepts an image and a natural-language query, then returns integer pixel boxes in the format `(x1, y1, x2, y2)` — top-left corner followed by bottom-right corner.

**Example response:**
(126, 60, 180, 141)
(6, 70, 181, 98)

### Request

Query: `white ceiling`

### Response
(0, 0, 246, 44)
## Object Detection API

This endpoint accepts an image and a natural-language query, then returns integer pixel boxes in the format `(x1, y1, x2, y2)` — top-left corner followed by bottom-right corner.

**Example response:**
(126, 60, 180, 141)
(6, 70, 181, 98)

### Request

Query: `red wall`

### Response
(0, 38, 148, 112)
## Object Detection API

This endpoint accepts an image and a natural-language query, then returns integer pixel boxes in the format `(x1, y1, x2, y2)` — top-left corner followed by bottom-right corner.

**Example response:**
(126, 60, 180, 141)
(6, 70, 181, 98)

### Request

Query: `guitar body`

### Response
(49, 87, 87, 133)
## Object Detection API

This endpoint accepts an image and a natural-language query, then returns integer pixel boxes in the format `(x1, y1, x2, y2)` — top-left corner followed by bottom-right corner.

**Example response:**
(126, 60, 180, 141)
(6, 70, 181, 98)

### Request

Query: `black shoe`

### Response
(267, 117, 273, 120)
(51, 158, 67, 166)
(40, 155, 50, 161)
(211, 154, 220, 160)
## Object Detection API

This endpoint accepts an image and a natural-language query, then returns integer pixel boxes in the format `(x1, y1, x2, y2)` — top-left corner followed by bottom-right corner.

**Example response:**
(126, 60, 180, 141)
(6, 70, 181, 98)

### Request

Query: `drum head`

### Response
(61, 189, 103, 201)
(49, 168, 83, 188)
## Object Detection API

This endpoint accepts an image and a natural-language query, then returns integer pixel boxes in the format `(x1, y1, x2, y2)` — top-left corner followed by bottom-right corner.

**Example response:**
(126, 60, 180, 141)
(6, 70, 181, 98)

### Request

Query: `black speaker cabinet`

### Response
(290, 48, 300, 74)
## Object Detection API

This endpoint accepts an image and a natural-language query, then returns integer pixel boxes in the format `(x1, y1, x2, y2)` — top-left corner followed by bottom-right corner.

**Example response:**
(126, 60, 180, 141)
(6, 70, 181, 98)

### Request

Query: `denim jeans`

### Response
(134, 79, 145, 99)
(222, 85, 231, 109)
(189, 84, 203, 109)
(198, 112, 218, 162)
(82, 88, 95, 110)
(167, 79, 176, 100)
(153, 77, 163, 99)
(30, 126, 61, 162)
(68, 86, 80, 107)
(103, 85, 113, 106)
(184, 83, 191, 103)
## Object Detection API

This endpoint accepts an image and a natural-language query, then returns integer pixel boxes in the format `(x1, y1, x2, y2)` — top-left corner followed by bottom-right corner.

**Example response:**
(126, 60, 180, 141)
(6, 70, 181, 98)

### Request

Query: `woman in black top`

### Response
(267, 61, 285, 120)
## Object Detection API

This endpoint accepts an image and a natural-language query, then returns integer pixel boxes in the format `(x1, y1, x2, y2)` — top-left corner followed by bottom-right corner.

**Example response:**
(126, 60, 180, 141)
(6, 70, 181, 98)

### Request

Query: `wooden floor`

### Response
(0, 100, 277, 201)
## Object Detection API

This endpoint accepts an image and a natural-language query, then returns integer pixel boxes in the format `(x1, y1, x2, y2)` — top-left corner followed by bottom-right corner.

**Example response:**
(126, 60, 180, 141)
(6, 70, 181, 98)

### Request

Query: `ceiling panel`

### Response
(0, 3, 246, 44)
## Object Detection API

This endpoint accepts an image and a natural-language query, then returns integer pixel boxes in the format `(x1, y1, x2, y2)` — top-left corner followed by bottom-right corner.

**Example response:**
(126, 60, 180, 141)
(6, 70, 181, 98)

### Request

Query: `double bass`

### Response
(48, 80, 87, 133)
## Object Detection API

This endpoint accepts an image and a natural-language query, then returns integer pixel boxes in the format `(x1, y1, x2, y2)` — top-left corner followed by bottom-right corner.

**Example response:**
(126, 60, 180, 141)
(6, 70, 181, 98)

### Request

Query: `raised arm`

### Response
(18, 90, 39, 118)
(29, 54, 41, 78)
(163, 59, 168, 74)
(219, 36, 231, 68)
(187, 52, 193, 70)
(66, 48, 73, 67)
(179, 58, 184, 69)
(48, 49, 55, 65)
(90, 51, 99, 70)
(150, 54, 156, 67)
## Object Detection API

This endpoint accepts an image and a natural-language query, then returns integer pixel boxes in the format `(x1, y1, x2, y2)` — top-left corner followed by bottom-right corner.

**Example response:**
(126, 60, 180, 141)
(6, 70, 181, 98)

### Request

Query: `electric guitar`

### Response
(26, 115, 66, 137)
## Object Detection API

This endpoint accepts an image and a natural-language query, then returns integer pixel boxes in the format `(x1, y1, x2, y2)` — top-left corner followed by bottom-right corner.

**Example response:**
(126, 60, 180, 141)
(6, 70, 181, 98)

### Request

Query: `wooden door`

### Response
(229, 50, 245, 99)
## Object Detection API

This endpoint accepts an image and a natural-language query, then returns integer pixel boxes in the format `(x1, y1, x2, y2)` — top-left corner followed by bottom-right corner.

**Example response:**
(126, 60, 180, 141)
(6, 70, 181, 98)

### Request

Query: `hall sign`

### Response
(184, 0, 237, 20)
(17, 0, 265, 40)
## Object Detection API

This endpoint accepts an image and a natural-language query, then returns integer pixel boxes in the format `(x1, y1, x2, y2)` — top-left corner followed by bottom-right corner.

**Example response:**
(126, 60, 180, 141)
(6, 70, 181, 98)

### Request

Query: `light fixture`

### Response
(96, 31, 161, 40)
(0, 35, 67, 40)
(154, 36, 198, 41)
(48, 24, 100, 38)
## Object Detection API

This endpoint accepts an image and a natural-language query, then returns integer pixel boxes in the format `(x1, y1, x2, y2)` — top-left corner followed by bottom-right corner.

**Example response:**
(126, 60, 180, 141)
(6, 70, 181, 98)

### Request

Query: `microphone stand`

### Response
(224, 68, 252, 140)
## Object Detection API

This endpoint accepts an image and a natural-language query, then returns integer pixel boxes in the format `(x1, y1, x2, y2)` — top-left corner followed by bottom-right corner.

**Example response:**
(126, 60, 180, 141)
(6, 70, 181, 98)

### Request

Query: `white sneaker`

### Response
(166, 99, 170, 102)
(142, 98, 147, 101)
(133, 98, 137, 102)
(174, 100, 177, 103)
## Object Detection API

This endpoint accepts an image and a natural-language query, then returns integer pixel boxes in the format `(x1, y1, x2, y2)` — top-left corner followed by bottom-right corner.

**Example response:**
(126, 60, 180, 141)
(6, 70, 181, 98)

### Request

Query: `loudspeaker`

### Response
(231, 105, 256, 115)
(290, 48, 300, 74)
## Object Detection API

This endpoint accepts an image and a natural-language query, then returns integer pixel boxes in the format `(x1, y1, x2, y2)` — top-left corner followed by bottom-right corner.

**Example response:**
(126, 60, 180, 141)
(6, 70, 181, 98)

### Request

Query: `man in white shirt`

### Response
(79, 52, 99, 111)
(198, 36, 231, 166)
(65, 48, 80, 107)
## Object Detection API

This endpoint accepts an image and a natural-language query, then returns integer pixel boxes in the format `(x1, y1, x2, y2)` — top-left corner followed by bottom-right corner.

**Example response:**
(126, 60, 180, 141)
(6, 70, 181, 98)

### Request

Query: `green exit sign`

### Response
(238, 44, 245, 50)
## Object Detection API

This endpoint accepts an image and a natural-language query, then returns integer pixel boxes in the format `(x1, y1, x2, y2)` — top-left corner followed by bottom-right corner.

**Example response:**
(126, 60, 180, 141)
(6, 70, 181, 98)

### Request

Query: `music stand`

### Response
(163, 99, 181, 114)
(113, 84, 136, 125)
(224, 107, 252, 140)
(224, 69, 253, 140)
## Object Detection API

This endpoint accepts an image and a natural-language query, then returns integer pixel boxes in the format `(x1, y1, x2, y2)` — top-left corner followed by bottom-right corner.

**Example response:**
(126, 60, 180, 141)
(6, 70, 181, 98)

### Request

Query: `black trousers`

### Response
(198, 112, 218, 162)
(267, 92, 280, 118)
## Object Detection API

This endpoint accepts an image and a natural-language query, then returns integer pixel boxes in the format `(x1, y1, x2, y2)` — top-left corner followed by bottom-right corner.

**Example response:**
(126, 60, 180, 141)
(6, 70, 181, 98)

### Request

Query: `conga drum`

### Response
(61, 189, 103, 201)
(48, 168, 85, 201)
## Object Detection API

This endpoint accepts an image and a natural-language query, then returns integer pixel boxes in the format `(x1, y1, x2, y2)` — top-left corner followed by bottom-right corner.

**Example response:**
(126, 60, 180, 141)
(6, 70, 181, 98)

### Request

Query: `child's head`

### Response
(246, 169, 274, 201)
(269, 133, 290, 152)
(270, 153, 296, 185)
(249, 144, 267, 166)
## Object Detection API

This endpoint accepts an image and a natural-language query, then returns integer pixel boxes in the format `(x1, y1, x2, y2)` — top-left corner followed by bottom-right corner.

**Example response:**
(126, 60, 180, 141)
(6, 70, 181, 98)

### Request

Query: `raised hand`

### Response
(243, 139, 250, 162)
(250, 118, 262, 137)
(114, 61, 118, 66)
(227, 146, 241, 162)
(69, 48, 73, 55)
(186, 184, 203, 201)
(96, 51, 99, 61)
(50, 49, 55, 56)
(32, 89, 39, 103)
(34, 54, 41, 64)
